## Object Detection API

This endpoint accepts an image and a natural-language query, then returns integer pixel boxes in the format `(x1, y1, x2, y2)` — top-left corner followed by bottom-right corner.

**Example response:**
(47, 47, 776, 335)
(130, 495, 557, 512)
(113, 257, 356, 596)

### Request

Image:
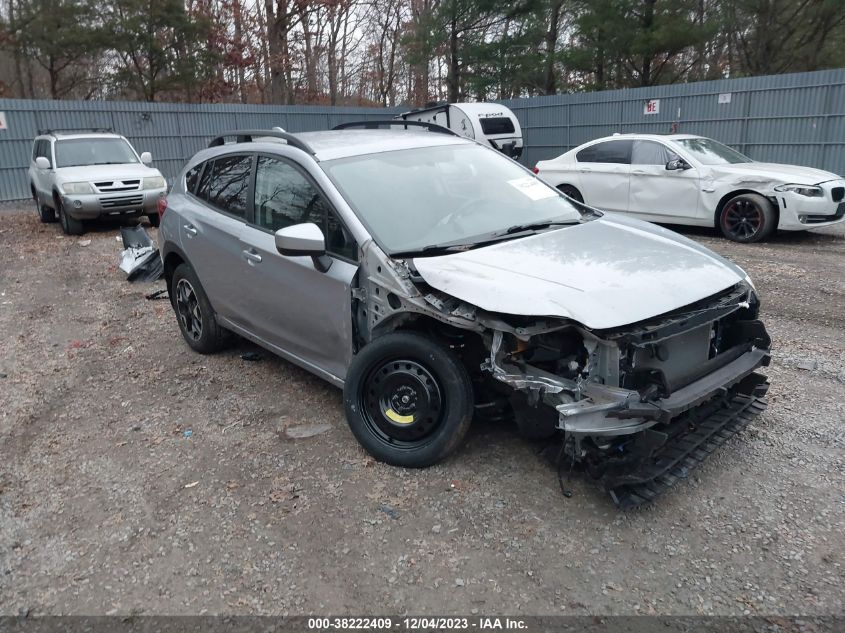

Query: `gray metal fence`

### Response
(0, 100, 399, 202)
(502, 68, 845, 173)
(1, 68, 844, 202)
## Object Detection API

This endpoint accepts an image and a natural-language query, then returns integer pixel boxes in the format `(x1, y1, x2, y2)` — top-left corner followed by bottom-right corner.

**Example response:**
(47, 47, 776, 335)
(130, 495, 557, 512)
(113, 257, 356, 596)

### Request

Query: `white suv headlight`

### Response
(61, 182, 94, 195)
(773, 183, 823, 197)
(143, 176, 166, 190)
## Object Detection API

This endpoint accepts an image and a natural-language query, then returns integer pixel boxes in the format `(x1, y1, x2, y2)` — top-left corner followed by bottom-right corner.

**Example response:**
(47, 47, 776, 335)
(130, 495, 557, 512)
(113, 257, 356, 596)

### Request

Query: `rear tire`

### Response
(557, 184, 584, 203)
(147, 213, 161, 228)
(56, 195, 84, 235)
(171, 263, 227, 354)
(718, 193, 776, 243)
(343, 332, 473, 468)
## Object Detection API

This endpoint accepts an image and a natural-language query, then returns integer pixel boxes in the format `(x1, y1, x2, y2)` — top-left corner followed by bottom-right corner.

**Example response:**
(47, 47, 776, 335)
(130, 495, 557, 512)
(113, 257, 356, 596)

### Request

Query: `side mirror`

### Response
(666, 158, 691, 171)
(140, 151, 152, 165)
(35, 156, 51, 169)
(275, 223, 332, 272)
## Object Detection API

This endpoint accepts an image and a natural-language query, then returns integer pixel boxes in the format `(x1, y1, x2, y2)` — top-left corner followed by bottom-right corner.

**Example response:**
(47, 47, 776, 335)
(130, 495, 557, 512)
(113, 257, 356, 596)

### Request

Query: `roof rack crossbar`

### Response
(332, 120, 458, 136)
(38, 127, 114, 135)
(208, 129, 316, 155)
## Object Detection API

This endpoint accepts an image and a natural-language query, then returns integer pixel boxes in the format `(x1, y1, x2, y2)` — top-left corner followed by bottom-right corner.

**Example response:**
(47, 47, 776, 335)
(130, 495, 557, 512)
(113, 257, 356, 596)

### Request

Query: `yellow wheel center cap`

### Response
(385, 408, 415, 425)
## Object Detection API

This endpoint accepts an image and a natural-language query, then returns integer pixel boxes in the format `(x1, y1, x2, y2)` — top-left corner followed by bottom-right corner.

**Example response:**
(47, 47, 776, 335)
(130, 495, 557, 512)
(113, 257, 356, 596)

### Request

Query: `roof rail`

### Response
(332, 120, 458, 136)
(38, 128, 114, 135)
(208, 129, 316, 155)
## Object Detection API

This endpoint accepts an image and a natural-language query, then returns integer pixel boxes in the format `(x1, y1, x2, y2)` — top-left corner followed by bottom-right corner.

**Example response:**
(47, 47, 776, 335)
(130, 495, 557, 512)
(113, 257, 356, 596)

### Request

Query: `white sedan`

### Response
(534, 134, 845, 242)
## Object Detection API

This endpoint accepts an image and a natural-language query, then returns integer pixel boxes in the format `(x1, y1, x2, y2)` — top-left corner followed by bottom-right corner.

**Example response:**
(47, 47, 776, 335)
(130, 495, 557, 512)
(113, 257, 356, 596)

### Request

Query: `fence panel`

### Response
(2, 68, 844, 202)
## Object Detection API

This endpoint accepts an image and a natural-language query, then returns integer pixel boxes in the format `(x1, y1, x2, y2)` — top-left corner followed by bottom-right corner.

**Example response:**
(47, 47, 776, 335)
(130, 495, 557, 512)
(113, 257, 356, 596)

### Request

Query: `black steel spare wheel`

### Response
(363, 360, 443, 443)
(719, 193, 775, 243)
(344, 332, 473, 468)
(175, 278, 203, 341)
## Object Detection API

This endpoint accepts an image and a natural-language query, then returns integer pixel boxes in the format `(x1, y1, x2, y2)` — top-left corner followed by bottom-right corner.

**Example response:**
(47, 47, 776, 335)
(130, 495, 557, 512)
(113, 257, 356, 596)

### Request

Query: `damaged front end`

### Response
(353, 241, 770, 508)
(480, 283, 771, 507)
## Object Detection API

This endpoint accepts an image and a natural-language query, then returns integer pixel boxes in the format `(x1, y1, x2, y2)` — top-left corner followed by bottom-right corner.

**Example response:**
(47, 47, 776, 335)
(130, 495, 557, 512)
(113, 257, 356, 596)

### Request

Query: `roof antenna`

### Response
(272, 126, 286, 133)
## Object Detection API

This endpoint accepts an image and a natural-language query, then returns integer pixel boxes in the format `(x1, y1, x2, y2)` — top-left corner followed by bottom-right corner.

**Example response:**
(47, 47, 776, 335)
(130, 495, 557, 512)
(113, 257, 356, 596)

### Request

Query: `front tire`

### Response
(56, 195, 84, 235)
(147, 213, 161, 228)
(719, 193, 776, 243)
(33, 188, 56, 223)
(343, 332, 474, 468)
(171, 263, 227, 354)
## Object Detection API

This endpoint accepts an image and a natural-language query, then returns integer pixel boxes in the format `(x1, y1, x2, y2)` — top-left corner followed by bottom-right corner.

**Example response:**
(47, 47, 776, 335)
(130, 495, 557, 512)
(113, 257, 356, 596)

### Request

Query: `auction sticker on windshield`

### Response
(508, 176, 557, 201)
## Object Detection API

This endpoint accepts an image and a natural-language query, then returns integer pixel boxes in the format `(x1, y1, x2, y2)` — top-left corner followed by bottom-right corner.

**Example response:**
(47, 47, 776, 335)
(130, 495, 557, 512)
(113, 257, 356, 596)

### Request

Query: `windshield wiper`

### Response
(498, 219, 580, 235)
(394, 219, 583, 258)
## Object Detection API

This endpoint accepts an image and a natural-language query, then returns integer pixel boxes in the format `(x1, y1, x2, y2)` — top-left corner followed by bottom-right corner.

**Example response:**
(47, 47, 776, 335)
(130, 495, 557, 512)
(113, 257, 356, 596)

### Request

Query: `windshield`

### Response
(322, 144, 583, 254)
(674, 138, 752, 165)
(55, 138, 139, 168)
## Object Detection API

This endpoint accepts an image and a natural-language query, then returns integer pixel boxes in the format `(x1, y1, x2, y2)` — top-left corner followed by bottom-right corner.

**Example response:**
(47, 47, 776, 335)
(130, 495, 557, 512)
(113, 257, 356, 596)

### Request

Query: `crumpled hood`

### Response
(413, 215, 747, 329)
(55, 163, 162, 182)
(710, 162, 841, 185)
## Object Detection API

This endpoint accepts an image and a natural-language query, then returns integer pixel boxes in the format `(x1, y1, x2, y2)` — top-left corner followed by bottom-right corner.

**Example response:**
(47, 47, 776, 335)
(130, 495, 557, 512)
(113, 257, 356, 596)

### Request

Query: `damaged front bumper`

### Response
(556, 347, 769, 435)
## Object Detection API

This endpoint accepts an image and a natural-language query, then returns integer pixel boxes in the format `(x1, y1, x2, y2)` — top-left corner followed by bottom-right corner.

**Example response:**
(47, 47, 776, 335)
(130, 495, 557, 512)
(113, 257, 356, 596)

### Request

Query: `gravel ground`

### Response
(0, 206, 843, 617)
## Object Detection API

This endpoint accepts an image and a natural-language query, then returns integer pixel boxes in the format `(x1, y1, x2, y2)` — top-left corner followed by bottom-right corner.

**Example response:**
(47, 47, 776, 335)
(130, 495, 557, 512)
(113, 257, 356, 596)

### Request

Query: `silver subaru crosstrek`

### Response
(160, 124, 771, 507)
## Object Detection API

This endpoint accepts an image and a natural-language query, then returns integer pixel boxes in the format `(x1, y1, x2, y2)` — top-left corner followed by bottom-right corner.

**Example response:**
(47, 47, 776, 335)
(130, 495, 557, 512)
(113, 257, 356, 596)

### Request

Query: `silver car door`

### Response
(629, 140, 700, 219)
(179, 154, 253, 322)
(236, 155, 358, 382)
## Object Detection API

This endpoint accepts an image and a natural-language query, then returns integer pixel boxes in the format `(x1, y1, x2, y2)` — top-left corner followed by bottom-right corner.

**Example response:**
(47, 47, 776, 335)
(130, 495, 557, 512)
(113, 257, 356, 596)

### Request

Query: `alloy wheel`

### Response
(723, 199, 763, 240)
(175, 278, 203, 341)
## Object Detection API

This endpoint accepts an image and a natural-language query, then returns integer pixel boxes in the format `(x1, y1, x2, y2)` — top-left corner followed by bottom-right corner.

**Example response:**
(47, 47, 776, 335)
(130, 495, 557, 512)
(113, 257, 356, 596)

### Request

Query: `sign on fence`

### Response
(0, 112, 7, 130)
(718, 93, 732, 104)
(644, 99, 660, 115)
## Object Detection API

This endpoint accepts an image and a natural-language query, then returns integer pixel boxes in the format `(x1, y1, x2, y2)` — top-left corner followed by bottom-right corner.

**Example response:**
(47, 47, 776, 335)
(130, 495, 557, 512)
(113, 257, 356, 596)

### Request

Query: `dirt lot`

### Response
(1, 205, 843, 617)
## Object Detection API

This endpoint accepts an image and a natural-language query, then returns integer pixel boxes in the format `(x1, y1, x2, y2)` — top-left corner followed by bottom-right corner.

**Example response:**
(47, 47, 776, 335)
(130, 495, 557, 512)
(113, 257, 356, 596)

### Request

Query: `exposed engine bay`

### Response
(353, 240, 771, 507)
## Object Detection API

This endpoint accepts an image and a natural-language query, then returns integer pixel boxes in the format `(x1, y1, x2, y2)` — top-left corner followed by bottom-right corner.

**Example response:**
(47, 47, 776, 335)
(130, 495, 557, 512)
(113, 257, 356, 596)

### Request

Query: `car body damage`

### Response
(163, 127, 772, 508)
(699, 163, 845, 230)
(351, 215, 771, 507)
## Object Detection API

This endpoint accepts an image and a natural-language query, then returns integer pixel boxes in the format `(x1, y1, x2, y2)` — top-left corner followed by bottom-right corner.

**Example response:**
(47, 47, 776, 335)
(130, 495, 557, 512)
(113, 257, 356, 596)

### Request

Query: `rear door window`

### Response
(184, 163, 203, 194)
(576, 140, 632, 164)
(196, 154, 253, 219)
(632, 140, 679, 165)
(479, 117, 515, 135)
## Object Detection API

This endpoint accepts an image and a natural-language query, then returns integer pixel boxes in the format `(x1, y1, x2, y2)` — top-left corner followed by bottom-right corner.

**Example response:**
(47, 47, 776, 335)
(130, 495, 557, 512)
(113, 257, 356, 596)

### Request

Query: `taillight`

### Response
(157, 196, 167, 219)
(532, 167, 539, 174)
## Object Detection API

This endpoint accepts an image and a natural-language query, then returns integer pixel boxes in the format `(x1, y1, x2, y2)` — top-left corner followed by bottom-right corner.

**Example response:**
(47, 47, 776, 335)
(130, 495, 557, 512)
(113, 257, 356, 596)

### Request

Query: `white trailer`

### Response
(396, 102, 524, 159)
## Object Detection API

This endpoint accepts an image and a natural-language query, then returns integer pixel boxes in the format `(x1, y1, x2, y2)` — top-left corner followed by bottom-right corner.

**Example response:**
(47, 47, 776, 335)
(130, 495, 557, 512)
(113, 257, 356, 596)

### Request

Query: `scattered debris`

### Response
(284, 423, 332, 439)
(145, 288, 168, 301)
(378, 504, 400, 519)
(796, 359, 819, 371)
(0, 372, 6, 379)
(183, 429, 193, 438)
(240, 351, 263, 362)
(183, 481, 199, 489)
(79, 239, 91, 247)
(118, 226, 163, 282)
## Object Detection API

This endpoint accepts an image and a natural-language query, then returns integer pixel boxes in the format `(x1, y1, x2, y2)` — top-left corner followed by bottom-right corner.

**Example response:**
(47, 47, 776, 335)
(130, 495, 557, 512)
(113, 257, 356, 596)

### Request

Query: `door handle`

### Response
(631, 169, 646, 175)
(579, 168, 592, 173)
(242, 249, 262, 265)
(183, 224, 197, 237)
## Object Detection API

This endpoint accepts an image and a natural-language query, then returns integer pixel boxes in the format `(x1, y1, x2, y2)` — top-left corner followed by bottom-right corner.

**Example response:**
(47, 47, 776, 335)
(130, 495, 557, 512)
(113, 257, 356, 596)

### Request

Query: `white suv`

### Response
(28, 130, 168, 235)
